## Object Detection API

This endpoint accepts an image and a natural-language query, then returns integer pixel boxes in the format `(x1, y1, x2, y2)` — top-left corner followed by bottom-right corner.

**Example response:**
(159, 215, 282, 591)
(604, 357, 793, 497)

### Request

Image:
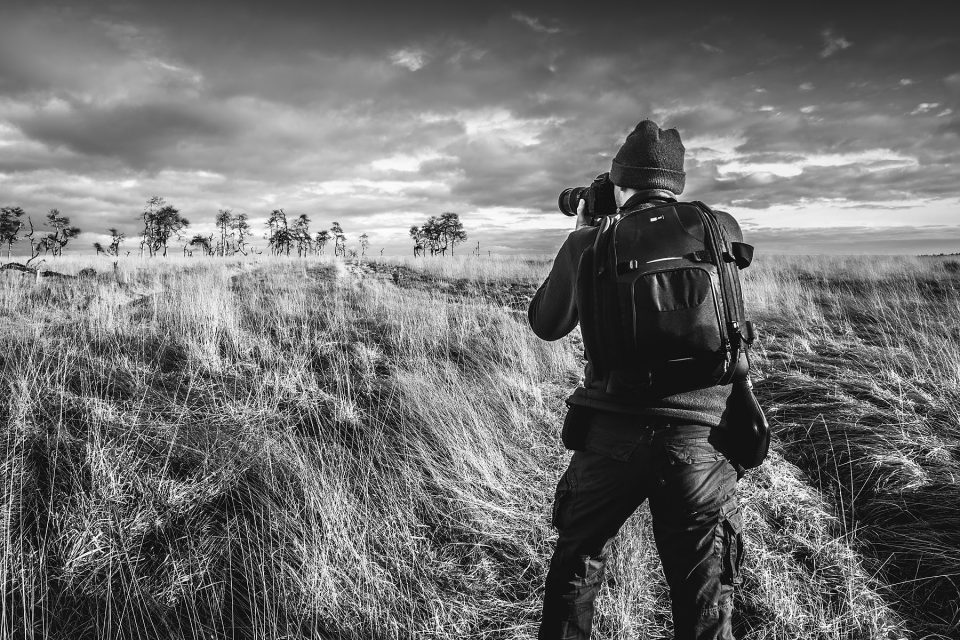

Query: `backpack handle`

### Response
(691, 201, 754, 270)
(728, 242, 754, 269)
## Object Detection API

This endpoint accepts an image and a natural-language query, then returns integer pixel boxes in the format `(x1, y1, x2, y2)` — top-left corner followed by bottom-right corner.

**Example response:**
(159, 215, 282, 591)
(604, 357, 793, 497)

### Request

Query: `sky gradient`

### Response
(1, 1, 959, 256)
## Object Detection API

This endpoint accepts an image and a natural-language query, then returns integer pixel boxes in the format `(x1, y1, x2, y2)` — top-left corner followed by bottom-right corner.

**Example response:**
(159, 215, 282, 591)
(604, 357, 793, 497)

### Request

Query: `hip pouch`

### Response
(722, 358, 770, 469)
(561, 403, 594, 451)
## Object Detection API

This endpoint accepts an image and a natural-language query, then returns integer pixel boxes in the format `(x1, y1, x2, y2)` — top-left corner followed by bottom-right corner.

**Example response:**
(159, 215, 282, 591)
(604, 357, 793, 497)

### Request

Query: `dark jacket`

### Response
(528, 192, 744, 427)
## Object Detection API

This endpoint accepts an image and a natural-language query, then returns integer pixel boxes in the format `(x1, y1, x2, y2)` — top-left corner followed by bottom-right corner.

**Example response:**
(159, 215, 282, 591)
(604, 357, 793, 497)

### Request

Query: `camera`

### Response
(558, 172, 618, 223)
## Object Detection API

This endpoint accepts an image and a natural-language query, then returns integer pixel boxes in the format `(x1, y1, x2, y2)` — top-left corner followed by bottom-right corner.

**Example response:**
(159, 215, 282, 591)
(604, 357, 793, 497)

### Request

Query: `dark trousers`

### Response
(538, 423, 742, 640)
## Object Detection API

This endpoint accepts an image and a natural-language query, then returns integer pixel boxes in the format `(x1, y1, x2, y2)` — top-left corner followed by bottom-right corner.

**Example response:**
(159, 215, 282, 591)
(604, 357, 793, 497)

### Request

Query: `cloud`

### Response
(457, 108, 564, 146)
(937, 116, 960, 137)
(716, 149, 917, 179)
(820, 29, 852, 58)
(447, 41, 487, 66)
(6, 98, 238, 168)
(511, 12, 561, 35)
(900, 78, 914, 86)
(944, 73, 960, 90)
(0, 11, 202, 103)
(390, 47, 428, 71)
(699, 42, 723, 54)
(798, 82, 814, 91)
(702, 158, 956, 211)
(371, 152, 448, 172)
(910, 102, 940, 115)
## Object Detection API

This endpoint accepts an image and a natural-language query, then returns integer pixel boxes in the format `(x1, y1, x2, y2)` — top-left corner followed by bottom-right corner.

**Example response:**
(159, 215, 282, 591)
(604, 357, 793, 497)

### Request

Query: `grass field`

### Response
(1, 253, 958, 639)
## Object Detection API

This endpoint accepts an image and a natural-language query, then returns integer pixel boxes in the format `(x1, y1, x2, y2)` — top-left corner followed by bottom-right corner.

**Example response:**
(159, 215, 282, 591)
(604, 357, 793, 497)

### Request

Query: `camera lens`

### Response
(558, 187, 585, 216)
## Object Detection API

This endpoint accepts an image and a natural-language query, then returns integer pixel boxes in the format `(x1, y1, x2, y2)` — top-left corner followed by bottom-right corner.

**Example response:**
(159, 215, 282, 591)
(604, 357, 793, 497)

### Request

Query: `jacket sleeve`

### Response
(528, 229, 591, 341)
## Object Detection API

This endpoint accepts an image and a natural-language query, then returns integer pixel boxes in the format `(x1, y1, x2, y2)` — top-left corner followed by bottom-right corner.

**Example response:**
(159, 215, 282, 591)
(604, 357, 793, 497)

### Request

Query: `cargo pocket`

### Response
(663, 436, 725, 466)
(551, 468, 575, 530)
(719, 507, 744, 586)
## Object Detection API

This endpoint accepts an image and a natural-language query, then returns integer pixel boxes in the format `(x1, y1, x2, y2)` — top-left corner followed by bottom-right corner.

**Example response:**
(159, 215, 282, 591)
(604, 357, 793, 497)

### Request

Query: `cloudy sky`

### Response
(1, 1, 958, 256)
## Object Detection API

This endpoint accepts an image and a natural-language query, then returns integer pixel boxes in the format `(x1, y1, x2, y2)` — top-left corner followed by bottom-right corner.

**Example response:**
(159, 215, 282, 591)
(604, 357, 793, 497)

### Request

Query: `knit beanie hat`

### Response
(610, 120, 685, 194)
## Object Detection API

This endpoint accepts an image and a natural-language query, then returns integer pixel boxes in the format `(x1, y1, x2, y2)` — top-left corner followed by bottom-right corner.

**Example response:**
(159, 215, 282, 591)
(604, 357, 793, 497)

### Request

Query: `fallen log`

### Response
(0, 262, 78, 279)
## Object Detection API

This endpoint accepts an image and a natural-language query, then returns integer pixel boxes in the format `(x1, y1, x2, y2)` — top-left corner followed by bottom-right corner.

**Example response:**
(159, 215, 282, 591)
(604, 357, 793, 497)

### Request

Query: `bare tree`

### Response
(42, 209, 81, 257)
(331, 221, 346, 257)
(108, 228, 125, 256)
(24, 217, 53, 266)
(96, 228, 125, 257)
(359, 233, 370, 257)
(0, 206, 26, 259)
(232, 213, 251, 255)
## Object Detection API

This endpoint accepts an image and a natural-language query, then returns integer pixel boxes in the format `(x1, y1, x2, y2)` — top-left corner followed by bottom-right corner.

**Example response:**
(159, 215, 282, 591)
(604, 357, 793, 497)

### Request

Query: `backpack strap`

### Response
(593, 213, 616, 278)
(691, 201, 748, 384)
(583, 217, 617, 379)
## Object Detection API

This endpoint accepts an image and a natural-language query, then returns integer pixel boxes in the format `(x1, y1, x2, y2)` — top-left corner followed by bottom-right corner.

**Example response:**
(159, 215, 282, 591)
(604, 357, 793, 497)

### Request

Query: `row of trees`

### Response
(183, 207, 254, 257)
(2, 198, 469, 260)
(264, 209, 369, 258)
(409, 212, 467, 256)
(133, 198, 375, 259)
(1, 206, 81, 261)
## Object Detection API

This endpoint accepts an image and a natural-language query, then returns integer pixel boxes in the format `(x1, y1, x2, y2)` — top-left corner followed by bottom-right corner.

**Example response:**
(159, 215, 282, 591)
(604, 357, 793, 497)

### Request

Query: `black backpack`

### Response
(577, 199, 751, 389)
(576, 199, 768, 467)
(577, 199, 768, 467)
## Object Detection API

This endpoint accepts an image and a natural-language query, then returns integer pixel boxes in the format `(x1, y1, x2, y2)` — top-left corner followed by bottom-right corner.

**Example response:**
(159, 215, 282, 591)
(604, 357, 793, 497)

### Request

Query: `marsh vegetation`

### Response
(1, 253, 958, 639)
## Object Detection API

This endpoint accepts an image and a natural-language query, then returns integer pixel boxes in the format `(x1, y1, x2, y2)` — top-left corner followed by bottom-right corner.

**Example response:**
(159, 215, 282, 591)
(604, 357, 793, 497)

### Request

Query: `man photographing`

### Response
(529, 120, 760, 640)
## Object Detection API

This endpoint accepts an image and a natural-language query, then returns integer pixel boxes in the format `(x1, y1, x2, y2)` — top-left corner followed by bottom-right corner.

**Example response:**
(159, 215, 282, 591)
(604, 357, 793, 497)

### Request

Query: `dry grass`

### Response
(373, 254, 550, 285)
(1, 252, 957, 638)
(1, 256, 574, 639)
(746, 255, 960, 638)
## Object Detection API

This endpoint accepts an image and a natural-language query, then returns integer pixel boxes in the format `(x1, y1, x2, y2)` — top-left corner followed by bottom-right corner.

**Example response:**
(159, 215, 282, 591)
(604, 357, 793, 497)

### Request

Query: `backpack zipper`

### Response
(645, 256, 682, 263)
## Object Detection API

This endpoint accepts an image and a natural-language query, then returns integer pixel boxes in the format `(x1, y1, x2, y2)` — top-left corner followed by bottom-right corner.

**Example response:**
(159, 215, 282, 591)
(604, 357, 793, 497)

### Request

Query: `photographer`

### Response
(529, 120, 749, 640)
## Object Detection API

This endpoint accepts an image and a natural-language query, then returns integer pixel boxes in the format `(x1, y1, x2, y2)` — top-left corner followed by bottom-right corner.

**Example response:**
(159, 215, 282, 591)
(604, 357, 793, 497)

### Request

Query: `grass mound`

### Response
(2, 260, 572, 639)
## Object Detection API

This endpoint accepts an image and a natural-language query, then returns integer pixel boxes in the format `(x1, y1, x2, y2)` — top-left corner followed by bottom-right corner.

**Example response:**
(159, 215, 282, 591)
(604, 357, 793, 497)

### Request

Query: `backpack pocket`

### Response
(624, 266, 724, 361)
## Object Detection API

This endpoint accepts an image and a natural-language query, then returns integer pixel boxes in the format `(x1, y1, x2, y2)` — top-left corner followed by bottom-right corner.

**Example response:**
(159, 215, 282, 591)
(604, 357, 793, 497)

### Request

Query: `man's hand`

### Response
(576, 199, 590, 229)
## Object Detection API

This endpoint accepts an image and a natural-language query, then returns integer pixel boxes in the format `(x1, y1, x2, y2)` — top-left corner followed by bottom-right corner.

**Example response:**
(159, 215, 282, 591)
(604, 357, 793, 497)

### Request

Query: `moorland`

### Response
(1, 253, 959, 639)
